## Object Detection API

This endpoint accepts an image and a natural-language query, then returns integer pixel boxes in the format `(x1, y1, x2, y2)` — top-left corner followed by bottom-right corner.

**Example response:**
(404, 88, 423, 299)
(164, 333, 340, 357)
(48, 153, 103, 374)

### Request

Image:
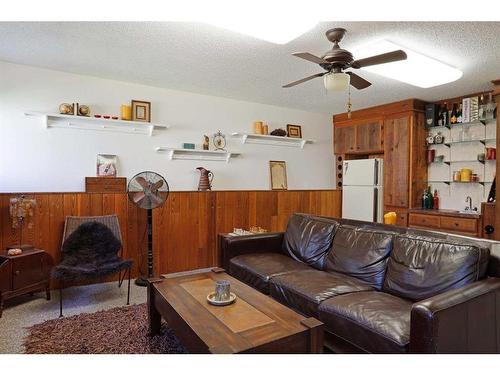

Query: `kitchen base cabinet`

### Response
(408, 210, 481, 237)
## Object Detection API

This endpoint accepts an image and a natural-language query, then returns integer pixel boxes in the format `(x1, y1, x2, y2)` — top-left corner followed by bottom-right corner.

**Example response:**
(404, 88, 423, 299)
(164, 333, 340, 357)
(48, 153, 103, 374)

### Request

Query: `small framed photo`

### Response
(269, 160, 288, 190)
(97, 154, 117, 177)
(131, 100, 151, 122)
(286, 124, 302, 138)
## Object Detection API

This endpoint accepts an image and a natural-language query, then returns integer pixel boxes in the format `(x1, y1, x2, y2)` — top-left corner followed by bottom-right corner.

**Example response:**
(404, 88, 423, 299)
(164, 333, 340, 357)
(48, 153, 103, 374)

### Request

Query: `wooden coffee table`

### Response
(148, 268, 324, 354)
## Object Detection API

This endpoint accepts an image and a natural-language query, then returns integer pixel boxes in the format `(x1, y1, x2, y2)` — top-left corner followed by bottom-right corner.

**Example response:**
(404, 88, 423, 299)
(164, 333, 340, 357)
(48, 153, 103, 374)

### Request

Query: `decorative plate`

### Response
(206, 292, 237, 306)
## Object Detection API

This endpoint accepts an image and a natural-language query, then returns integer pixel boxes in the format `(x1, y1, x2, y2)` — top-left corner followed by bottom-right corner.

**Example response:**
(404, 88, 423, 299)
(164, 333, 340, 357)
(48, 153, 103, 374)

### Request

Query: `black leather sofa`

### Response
(219, 213, 500, 353)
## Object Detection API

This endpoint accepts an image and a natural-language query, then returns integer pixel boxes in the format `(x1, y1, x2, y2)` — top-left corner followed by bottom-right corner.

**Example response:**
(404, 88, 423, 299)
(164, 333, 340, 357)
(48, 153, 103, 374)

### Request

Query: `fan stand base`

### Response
(134, 277, 150, 287)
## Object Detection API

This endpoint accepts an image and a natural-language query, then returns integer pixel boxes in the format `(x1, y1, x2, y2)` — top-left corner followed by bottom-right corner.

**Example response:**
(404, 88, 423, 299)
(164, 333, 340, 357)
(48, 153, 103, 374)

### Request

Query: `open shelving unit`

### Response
(155, 147, 240, 163)
(231, 132, 315, 149)
(426, 119, 487, 130)
(25, 111, 169, 136)
(427, 118, 496, 193)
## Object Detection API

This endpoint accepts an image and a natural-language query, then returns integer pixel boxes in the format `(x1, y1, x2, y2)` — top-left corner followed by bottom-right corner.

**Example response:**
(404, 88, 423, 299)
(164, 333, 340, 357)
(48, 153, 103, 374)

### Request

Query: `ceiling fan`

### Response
(283, 28, 407, 90)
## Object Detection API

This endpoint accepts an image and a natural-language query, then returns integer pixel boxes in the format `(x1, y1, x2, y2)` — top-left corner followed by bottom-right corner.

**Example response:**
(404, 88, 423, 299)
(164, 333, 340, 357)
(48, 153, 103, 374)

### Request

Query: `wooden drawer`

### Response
(408, 213, 440, 228)
(440, 216, 477, 234)
(11, 252, 43, 290)
(85, 177, 126, 193)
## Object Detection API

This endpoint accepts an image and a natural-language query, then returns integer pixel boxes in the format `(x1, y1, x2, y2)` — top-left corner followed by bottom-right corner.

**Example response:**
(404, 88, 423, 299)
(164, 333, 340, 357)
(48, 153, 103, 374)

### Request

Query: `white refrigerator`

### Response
(342, 158, 384, 223)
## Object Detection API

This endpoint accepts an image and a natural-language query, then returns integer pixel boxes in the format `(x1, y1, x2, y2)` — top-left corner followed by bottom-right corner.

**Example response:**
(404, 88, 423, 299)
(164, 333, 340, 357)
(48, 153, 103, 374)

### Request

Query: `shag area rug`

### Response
(23, 303, 187, 354)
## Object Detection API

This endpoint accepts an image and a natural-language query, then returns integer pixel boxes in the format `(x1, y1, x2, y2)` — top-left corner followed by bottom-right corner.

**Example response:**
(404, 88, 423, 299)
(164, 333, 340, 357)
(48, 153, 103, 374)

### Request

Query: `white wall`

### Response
(0, 61, 335, 192)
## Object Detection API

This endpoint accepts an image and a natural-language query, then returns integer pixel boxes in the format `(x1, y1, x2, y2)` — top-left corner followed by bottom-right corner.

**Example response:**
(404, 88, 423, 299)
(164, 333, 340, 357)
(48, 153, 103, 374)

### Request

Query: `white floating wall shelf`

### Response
(24, 111, 169, 136)
(155, 147, 240, 163)
(231, 132, 314, 149)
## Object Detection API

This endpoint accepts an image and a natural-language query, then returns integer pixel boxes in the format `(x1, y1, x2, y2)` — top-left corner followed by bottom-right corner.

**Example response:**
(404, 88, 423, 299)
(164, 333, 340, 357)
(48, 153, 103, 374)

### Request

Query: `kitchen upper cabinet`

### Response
(334, 120, 383, 155)
(356, 121, 384, 153)
(384, 116, 410, 208)
(334, 125, 356, 154)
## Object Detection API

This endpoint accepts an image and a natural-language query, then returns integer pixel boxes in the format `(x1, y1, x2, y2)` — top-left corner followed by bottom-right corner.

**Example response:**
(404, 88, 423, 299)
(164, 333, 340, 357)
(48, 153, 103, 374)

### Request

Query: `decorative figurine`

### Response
(203, 135, 209, 150)
(59, 103, 74, 115)
(434, 132, 444, 144)
(212, 130, 227, 151)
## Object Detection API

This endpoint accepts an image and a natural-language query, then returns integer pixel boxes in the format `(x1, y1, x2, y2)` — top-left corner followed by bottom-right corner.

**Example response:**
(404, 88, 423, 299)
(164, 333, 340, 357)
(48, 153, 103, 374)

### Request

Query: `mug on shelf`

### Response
(426, 149, 436, 163)
(486, 147, 496, 160)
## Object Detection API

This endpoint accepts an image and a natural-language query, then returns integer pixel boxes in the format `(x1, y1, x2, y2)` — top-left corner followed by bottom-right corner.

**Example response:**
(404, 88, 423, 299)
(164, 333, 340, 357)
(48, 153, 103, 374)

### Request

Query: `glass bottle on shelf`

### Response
(457, 104, 463, 123)
(450, 103, 457, 124)
(442, 102, 449, 125)
(486, 92, 496, 120)
(427, 186, 434, 209)
(437, 104, 443, 126)
(422, 189, 430, 209)
(433, 190, 439, 210)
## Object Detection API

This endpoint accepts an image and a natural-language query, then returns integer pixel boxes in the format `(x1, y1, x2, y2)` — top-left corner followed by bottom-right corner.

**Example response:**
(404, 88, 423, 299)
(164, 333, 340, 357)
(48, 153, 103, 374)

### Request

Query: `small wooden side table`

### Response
(0, 248, 53, 318)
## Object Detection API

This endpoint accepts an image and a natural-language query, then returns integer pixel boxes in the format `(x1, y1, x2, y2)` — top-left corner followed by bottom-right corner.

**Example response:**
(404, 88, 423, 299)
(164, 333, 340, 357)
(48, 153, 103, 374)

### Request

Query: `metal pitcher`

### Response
(196, 167, 214, 191)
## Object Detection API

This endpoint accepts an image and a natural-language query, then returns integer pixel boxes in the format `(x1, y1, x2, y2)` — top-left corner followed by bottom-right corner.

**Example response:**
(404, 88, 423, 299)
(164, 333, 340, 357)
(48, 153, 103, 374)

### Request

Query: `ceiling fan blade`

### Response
(351, 50, 407, 69)
(135, 176, 149, 189)
(282, 72, 326, 88)
(292, 52, 331, 65)
(132, 191, 146, 203)
(347, 72, 372, 90)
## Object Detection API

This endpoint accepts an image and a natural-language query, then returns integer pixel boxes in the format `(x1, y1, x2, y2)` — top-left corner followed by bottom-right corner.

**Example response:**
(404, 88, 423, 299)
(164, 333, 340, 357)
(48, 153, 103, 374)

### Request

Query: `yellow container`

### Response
(460, 168, 472, 182)
(121, 105, 132, 121)
(254, 121, 263, 134)
(384, 212, 397, 225)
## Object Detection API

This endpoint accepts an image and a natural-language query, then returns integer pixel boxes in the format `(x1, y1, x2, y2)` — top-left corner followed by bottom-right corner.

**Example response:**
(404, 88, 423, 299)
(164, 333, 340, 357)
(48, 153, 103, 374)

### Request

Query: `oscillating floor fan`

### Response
(127, 171, 169, 287)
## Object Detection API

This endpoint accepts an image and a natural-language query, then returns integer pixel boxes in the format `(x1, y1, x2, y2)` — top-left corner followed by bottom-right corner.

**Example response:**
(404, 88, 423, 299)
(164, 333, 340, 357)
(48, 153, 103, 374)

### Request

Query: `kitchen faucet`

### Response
(465, 196, 477, 212)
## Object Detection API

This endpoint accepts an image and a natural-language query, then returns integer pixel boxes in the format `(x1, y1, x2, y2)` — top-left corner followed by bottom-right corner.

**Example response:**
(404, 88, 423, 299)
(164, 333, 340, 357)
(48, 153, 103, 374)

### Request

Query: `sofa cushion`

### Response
(229, 253, 311, 294)
(283, 214, 339, 269)
(325, 225, 395, 290)
(318, 291, 412, 353)
(383, 234, 490, 301)
(269, 269, 373, 318)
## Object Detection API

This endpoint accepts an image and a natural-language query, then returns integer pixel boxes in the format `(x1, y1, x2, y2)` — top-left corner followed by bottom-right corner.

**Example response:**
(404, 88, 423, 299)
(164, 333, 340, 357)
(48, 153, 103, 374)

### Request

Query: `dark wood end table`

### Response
(0, 248, 53, 318)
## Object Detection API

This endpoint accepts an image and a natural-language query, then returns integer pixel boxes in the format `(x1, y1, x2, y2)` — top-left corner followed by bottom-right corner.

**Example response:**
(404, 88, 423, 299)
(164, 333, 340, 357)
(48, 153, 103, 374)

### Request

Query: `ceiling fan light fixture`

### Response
(324, 72, 350, 91)
(354, 40, 463, 88)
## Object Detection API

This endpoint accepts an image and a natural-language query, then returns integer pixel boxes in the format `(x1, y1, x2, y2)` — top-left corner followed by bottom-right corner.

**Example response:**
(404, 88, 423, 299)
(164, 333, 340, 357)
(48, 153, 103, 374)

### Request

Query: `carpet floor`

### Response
(23, 303, 187, 354)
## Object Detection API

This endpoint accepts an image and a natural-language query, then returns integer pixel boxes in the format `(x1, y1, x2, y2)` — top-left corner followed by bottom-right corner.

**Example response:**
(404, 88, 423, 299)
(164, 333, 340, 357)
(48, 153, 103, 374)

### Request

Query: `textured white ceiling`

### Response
(0, 22, 499, 114)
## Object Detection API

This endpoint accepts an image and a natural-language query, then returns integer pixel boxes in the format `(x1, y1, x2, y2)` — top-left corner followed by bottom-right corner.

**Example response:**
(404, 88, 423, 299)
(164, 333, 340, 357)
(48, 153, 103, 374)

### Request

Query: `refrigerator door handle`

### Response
(373, 187, 378, 222)
(374, 159, 379, 186)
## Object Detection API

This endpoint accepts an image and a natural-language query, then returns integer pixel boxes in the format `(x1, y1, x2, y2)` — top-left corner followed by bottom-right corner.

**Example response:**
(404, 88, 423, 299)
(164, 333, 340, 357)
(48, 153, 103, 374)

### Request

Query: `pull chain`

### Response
(347, 85, 352, 119)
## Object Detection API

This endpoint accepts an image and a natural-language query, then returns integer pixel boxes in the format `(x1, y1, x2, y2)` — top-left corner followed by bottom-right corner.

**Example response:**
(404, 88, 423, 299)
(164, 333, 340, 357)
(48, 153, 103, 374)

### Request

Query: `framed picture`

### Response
(131, 100, 151, 122)
(286, 124, 302, 138)
(97, 154, 117, 177)
(269, 160, 288, 190)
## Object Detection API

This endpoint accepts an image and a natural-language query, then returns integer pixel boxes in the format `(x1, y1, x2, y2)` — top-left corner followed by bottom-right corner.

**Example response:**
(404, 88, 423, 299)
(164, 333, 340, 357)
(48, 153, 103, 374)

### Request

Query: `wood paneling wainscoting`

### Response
(0, 190, 341, 284)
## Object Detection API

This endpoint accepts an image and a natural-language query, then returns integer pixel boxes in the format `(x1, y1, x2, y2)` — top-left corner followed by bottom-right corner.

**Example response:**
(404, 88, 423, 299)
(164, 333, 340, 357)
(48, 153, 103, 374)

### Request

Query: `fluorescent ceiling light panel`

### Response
(205, 20, 317, 44)
(354, 40, 463, 88)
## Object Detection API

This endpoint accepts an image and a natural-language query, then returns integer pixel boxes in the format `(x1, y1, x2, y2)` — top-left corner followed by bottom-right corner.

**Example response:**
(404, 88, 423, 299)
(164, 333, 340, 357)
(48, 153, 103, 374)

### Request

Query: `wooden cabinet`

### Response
(85, 177, 127, 193)
(0, 248, 53, 317)
(356, 121, 383, 153)
(333, 99, 427, 226)
(334, 125, 356, 154)
(384, 115, 410, 208)
(334, 120, 383, 155)
(481, 202, 496, 239)
(408, 210, 481, 237)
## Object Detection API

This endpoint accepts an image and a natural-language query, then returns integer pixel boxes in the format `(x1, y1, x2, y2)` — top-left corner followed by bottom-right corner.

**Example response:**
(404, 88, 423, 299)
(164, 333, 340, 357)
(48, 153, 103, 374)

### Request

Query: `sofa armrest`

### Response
(218, 232, 284, 270)
(410, 278, 500, 353)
